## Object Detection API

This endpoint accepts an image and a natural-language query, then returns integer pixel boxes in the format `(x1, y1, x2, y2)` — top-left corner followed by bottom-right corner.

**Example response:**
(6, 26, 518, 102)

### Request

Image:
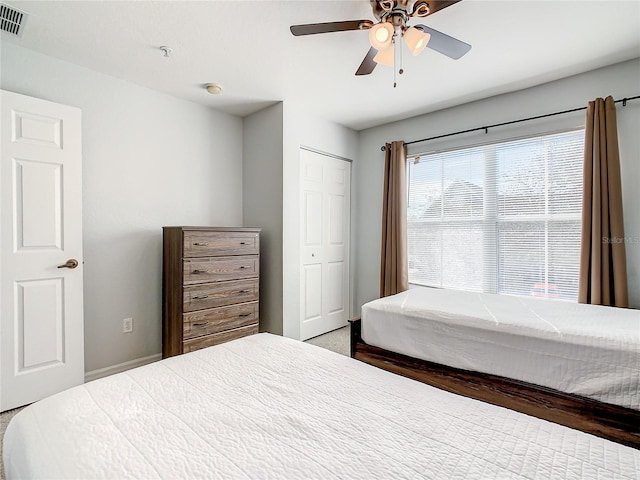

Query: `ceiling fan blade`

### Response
(422, 0, 463, 17)
(415, 24, 471, 59)
(355, 47, 378, 76)
(290, 20, 372, 36)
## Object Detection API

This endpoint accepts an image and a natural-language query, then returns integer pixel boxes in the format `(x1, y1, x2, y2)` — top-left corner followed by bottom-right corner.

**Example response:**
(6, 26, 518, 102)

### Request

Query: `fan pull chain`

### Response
(393, 36, 398, 88)
(398, 33, 404, 77)
(392, 32, 404, 88)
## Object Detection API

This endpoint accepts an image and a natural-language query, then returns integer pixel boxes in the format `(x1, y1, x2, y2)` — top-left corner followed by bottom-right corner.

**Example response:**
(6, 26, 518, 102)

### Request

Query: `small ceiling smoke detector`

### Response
(205, 84, 223, 95)
(0, 3, 28, 37)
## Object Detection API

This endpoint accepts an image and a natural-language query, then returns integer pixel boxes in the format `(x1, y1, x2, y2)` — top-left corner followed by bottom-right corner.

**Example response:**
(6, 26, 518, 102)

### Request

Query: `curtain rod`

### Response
(380, 95, 640, 151)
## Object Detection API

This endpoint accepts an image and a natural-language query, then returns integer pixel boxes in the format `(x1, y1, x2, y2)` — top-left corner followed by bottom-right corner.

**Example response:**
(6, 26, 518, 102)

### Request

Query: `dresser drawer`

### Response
(183, 278, 259, 312)
(183, 302, 259, 340)
(184, 231, 259, 258)
(183, 256, 259, 285)
(183, 324, 259, 353)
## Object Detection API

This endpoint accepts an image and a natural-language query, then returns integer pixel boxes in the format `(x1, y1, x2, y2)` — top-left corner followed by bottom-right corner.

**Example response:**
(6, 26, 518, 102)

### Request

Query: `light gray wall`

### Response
(1, 43, 244, 372)
(356, 58, 640, 310)
(282, 104, 359, 339)
(242, 103, 284, 334)
(242, 102, 358, 339)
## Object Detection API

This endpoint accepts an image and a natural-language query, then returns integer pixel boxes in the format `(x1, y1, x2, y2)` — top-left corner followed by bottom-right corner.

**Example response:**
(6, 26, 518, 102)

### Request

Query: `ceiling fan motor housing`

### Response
(370, 0, 430, 21)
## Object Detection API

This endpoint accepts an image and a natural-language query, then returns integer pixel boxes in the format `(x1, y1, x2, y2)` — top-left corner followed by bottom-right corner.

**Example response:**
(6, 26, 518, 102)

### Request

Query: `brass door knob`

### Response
(57, 259, 79, 269)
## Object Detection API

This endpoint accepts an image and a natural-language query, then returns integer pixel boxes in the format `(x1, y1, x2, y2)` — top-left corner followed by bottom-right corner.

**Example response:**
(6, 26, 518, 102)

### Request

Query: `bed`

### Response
(351, 287, 640, 447)
(4, 333, 639, 479)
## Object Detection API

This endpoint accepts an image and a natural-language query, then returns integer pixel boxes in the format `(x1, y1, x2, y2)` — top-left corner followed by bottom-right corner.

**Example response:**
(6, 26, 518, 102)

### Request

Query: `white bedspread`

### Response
(4, 334, 639, 479)
(362, 288, 640, 410)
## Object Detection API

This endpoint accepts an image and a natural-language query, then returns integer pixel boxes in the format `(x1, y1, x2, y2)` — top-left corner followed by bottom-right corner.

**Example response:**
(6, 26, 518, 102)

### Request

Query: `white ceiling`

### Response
(3, 0, 640, 130)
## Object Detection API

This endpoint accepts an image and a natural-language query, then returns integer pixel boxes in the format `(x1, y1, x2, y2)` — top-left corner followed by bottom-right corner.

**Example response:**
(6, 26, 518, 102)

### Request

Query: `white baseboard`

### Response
(84, 353, 162, 383)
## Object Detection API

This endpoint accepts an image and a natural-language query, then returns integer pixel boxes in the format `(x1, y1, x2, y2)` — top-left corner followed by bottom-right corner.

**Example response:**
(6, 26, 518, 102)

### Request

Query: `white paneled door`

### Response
(1, 90, 84, 411)
(300, 149, 351, 341)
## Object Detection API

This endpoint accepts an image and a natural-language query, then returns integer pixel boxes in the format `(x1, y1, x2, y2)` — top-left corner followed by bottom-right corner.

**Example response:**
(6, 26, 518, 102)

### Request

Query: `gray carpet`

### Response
(0, 326, 350, 480)
(304, 325, 350, 356)
(1, 406, 23, 479)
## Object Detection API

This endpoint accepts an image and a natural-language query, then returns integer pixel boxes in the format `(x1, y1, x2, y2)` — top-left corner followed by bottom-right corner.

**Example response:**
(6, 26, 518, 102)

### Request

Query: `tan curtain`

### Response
(380, 141, 408, 297)
(578, 96, 628, 307)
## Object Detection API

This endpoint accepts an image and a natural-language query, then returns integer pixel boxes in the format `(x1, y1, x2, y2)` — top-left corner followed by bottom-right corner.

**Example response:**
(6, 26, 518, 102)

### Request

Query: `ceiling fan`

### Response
(290, 0, 471, 77)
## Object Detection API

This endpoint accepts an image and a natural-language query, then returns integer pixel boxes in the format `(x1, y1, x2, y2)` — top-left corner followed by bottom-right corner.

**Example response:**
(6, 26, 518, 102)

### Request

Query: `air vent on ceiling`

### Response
(0, 3, 27, 37)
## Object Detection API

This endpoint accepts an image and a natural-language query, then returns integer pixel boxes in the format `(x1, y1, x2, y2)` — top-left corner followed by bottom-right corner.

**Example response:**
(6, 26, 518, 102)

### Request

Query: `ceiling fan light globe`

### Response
(403, 27, 431, 56)
(373, 45, 394, 66)
(369, 22, 394, 49)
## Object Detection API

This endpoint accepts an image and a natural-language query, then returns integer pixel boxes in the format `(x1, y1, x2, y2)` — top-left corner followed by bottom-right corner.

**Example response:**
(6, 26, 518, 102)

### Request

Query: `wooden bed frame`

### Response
(349, 318, 640, 449)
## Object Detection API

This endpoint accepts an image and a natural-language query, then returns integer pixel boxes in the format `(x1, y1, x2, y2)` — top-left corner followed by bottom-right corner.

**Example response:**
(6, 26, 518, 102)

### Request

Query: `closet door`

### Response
(300, 149, 351, 341)
(1, 90, 84, 411)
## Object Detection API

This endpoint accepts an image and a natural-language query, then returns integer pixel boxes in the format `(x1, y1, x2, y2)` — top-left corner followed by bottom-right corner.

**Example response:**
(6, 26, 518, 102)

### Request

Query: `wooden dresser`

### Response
(162, 227, 261, 358)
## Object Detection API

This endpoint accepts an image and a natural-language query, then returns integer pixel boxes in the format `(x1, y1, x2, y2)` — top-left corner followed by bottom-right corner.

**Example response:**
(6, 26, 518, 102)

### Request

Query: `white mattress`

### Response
(4, 334, 639, 480)
(361, 288, 640, 410)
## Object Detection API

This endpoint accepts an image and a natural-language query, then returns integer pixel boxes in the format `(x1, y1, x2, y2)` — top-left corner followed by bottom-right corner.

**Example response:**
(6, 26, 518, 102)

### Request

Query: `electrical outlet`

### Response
(123, 317, 133, 333)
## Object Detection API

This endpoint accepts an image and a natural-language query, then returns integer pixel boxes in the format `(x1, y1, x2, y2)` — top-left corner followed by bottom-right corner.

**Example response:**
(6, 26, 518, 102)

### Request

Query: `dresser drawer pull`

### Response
(239, 266, 249, 270)
(240, 242, 250, 245)
(193, 322, 209, 327)
(192, 295, 209, 300)
(192, 269, 205, 274)
(193, 242, 209, 246)
(238, 290, 250, 294)
(238, 313, 252, 317)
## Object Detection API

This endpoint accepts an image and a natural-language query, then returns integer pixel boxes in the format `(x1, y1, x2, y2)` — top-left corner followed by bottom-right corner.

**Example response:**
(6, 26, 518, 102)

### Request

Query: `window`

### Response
(407, 129, 584, 300)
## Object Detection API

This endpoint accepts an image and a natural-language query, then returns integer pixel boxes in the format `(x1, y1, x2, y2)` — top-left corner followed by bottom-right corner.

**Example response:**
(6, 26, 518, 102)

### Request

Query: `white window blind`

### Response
(407, 129, 585, 300)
